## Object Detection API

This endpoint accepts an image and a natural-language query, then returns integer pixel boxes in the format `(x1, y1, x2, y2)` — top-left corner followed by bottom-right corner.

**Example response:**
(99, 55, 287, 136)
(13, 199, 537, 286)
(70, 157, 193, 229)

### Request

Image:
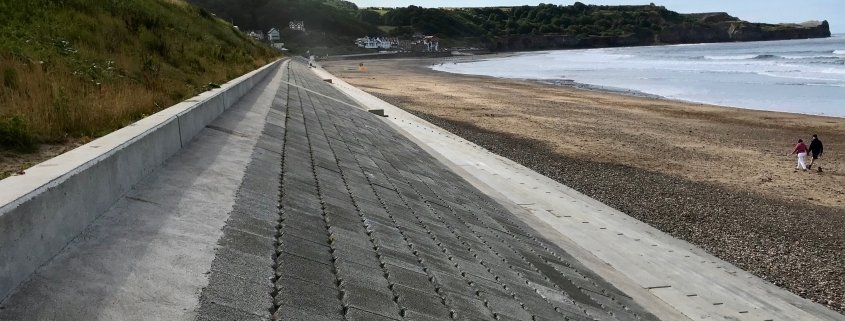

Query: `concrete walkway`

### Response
(314, 65, 844, 321)
(0, 63, 286, 320)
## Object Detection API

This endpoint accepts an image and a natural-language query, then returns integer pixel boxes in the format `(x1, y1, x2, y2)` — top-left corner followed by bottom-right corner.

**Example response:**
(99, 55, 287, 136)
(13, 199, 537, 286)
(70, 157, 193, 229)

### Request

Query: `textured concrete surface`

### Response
(261, 60, 658, 321)
(0, 59, 280, 302)
(317, 64, 845, 321)
(0, 62, 286, 320)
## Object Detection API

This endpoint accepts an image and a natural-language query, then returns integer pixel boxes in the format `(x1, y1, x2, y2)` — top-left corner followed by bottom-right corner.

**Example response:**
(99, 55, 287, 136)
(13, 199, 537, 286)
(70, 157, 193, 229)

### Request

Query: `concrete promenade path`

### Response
(1, 59, 842, 321)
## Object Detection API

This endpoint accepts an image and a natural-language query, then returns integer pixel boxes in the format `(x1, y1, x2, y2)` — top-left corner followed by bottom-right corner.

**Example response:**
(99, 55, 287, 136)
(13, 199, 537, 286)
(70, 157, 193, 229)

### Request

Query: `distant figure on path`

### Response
(789, 139, 808, 171)
(808, 134, 824, 171)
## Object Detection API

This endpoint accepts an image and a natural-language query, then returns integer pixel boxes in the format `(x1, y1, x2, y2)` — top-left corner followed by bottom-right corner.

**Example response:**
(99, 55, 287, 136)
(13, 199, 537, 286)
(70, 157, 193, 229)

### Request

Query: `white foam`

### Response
(703, 54, 758, 60)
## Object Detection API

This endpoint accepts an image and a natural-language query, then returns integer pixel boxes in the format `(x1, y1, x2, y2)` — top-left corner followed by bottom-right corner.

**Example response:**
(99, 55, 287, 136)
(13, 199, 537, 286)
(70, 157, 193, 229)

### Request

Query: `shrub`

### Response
(0, 116, 36, 153)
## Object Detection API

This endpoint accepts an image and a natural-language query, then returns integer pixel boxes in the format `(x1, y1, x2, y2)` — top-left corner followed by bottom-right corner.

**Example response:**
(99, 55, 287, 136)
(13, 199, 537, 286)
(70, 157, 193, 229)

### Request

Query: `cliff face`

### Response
(659, 20, 831, 44)
(490, 14, 831, 51)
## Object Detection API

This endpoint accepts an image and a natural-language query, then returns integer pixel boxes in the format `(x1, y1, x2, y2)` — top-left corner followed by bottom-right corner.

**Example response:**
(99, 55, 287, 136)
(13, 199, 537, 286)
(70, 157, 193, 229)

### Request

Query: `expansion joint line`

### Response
(294, 69, 348, 315)
(304, 87, 412, 318)
(269, 64, 292, 318)
(271, 63, 339, 318)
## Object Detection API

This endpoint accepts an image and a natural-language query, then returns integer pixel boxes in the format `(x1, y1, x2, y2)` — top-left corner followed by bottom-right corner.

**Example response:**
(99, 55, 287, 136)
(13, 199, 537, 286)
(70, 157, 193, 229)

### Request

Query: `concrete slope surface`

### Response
(254, 60, 660, 321)
(264, 60, 656, 320)
(314, 63, 845, 321)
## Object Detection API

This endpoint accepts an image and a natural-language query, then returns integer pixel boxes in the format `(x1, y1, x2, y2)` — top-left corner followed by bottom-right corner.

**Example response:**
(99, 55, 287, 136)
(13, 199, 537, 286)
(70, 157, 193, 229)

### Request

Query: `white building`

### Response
(246, 30, 264, 41)
(267, 28, 280, 42)
(422, 36, 440, 52)
(355, 37, 398, 49)
(289, 21, 306, 32)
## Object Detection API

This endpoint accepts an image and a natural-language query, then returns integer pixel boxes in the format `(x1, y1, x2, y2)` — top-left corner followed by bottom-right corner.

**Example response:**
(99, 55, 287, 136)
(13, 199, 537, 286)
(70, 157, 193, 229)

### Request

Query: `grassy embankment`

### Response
(0, 0, 277, 177)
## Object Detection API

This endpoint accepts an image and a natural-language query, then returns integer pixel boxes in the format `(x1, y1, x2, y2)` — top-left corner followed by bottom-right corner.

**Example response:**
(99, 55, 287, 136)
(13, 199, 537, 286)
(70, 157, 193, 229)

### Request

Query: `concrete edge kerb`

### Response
(0, 59, 284, 302)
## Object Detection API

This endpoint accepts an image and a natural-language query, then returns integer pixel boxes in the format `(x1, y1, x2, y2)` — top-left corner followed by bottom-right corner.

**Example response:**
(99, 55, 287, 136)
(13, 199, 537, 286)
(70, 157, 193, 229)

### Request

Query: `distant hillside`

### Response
(378, 4, 831, 50)
(187, 0, 380, 53)
(188, 1, 830, 54)
(0, 0, 277, 153)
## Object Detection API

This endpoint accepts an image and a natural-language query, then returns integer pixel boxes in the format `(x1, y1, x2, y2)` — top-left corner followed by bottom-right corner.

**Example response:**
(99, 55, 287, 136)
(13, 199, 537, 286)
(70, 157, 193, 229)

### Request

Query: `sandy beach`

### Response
(323, 57, 845, 312)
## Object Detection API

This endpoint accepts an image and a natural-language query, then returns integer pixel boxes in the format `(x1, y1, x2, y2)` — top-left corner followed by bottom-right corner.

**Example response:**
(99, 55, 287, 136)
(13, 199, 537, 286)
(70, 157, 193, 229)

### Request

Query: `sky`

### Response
(348, 0, 844, 33)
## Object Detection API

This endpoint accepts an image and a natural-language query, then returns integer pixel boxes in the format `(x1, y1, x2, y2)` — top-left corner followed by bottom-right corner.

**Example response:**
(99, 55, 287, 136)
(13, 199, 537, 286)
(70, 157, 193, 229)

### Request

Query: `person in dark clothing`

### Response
(808, 134, 824, 171)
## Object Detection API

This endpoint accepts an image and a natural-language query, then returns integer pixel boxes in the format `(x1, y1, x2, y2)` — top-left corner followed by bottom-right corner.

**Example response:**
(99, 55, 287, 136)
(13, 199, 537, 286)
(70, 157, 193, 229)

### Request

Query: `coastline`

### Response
(322, 57, 845, 313)
(431, 36, 845, 119)
(429, 56, 808, 117)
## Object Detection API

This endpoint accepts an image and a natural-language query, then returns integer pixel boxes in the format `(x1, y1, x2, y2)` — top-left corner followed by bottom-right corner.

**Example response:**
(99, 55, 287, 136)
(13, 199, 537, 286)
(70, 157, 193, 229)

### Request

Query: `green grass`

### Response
(0, 0, 278, 152)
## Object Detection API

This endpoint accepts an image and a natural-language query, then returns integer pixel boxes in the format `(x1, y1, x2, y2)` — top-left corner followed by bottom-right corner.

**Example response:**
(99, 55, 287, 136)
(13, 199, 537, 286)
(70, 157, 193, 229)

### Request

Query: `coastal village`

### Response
(354, 34, 441, 52)
(244, 22, 443, 53)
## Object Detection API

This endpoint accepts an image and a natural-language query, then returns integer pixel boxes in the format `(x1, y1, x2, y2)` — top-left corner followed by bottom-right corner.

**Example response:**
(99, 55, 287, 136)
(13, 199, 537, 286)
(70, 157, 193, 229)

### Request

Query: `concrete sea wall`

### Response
(0, 59, 282, 301)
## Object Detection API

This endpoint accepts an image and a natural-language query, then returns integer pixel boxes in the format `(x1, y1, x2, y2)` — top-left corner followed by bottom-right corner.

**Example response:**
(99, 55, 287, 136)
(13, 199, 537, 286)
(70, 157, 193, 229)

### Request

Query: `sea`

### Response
(433, 35, 845, 117)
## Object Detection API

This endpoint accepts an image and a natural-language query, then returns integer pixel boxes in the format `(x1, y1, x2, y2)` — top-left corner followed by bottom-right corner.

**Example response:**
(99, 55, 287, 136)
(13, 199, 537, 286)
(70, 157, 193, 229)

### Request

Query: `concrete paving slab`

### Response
(252, 60, 654, 321)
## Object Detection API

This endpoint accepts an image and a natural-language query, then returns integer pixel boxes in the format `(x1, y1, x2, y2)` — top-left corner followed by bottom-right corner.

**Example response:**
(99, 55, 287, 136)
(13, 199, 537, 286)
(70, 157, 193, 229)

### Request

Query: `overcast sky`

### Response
(348, 0, 844, 33)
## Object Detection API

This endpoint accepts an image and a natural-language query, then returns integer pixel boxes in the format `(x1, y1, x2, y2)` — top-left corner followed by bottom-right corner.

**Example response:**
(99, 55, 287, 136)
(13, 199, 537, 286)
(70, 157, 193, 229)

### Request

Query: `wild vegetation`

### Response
(381, 4, 676, 39)
(189, 0, 379, 53)
(190, 1, 828, 54)
(0, 0, 276, 155)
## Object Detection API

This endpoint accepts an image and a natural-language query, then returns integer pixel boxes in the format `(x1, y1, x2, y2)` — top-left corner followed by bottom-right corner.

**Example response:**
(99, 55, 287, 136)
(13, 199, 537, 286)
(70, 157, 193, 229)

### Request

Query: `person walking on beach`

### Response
(808, 134, 824, 171)
(789, 139, 809, 171)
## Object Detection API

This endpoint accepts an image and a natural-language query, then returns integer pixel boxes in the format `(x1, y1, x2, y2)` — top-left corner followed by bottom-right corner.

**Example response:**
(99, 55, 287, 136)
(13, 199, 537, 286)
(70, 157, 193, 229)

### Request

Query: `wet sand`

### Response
(323, 57, 845, 313)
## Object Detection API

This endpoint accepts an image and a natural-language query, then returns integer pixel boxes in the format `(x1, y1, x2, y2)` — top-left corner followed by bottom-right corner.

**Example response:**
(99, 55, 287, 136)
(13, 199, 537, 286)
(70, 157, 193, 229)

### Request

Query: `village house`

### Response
(422, 35, 440, 52)
(355, 37, 399, 50)
(354, 33, 441, 52)
(246, 30, 264, 41)
(402, 34, 441, 52)
(267, 28, 280, 42)
(289, 21, 306, 32)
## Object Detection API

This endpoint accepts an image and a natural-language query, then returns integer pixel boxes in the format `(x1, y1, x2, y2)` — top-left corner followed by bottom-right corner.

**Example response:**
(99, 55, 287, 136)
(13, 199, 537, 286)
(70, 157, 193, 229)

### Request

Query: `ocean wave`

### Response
(699, 54, 844, 64)
(776, 81, 844, 87)
(702, 54, 783, 60)
(804, 82, 845, 88)
(782, 55, 841, 60)
(834, 50, 845, 55)
(810, 60, 845, 65)
(702, 54, 759, 60)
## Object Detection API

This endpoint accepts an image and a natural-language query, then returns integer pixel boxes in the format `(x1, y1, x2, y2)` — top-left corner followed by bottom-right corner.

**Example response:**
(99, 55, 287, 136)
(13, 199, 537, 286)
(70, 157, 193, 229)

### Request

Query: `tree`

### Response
(359, 10, 381, 25)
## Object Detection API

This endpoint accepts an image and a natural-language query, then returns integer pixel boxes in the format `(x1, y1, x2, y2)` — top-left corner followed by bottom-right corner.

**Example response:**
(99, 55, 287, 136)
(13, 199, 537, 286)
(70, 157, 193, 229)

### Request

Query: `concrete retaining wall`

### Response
(0, 59, 282, 301)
